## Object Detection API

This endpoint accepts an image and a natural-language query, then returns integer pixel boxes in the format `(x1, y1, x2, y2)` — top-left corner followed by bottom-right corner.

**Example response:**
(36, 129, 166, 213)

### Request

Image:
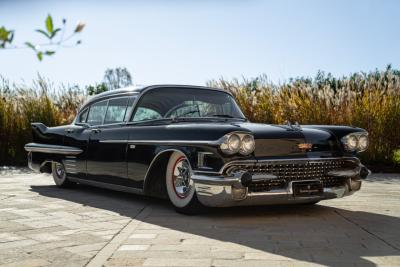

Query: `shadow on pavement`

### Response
(31, 184, 400, 267)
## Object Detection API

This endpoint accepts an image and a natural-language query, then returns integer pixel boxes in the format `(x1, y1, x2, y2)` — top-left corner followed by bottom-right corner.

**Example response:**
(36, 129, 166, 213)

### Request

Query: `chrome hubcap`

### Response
(55, 163, 66, 179)
(172, 157, 192, 199)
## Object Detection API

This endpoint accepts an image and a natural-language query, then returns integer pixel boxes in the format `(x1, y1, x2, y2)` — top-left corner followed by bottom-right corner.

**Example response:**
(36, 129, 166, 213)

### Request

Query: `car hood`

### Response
(235, 122, 339, 158)
(164, 121, 341, 158)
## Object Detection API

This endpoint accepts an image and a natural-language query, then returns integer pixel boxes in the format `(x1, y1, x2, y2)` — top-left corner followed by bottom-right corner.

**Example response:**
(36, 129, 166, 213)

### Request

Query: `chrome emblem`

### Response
(298, 143, 313, 151)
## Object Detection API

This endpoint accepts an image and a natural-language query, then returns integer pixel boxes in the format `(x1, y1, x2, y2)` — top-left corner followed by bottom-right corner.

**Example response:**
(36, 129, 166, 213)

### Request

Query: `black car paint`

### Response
(28, 85, 365, 193)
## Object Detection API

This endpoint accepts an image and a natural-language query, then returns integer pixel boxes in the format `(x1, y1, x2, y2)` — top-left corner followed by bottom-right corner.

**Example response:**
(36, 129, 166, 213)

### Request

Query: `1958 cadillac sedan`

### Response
(25, 85, 370, 214)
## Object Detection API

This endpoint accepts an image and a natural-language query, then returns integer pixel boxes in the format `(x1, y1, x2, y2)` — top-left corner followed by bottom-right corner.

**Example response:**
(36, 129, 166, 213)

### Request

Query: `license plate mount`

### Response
(292, 181, 323, 197)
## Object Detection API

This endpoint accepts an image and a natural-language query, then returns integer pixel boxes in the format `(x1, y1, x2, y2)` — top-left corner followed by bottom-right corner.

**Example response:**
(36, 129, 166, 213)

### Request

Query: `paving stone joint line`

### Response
(333, 209, 400, 252)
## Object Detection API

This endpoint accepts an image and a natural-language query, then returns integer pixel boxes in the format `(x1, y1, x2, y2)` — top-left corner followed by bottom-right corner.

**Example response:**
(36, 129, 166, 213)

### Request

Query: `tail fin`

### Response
(31, 123, 48, 142)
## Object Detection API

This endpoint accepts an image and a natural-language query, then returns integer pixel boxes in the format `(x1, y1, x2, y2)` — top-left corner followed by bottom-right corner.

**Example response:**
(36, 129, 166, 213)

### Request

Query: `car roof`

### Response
(81, 84, 229, 109)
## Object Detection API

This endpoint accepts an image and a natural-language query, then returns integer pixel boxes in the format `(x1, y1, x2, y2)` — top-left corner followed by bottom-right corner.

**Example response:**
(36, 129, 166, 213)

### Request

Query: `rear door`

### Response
(63, 108, 91, 179)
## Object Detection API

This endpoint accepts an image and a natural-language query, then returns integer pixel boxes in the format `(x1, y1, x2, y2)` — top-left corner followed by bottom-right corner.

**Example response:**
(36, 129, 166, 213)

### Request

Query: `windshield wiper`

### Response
(211, 114, 246, 120)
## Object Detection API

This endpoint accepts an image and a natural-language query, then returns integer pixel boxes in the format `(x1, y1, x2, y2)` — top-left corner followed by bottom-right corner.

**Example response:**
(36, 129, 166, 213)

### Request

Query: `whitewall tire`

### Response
(165, 152, 204, 214)
(52, 162, 74, 188)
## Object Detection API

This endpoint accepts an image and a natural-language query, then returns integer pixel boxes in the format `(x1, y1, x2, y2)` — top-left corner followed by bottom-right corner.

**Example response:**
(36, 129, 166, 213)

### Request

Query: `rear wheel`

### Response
(52, 162, 74, 188)
(165, 152, 204, 215)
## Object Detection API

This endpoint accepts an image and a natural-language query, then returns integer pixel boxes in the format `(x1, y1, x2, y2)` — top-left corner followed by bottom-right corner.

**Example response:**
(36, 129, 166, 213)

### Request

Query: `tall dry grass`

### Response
(0, 67, 399, 169)
(0, 76, 84, 165)
(209, 66, 400, 168)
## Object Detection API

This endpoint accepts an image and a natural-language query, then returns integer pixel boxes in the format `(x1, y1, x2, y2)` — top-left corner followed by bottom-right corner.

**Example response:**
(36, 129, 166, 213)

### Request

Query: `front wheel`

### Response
(52, 162, 75, 188)
(165, 152, 204, 215)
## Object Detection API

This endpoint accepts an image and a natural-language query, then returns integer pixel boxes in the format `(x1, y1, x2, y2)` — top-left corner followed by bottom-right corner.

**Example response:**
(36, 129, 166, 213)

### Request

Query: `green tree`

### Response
(103, 67, 133, 90)
(86, 83, 108, 96)
(0, 14, 85, 61)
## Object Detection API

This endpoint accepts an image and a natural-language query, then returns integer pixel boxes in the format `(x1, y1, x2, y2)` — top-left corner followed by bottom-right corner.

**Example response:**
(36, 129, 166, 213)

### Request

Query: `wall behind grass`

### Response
(1, 67, 399, 170)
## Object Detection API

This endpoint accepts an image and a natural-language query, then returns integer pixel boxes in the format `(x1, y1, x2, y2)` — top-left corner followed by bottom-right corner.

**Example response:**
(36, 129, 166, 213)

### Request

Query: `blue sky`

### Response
(1, 0, 399, 88)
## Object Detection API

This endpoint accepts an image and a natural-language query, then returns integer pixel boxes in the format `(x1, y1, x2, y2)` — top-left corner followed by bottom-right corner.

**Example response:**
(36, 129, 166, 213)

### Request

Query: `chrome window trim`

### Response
(128, 86, 245, 122)
(74, 95, 137, 126)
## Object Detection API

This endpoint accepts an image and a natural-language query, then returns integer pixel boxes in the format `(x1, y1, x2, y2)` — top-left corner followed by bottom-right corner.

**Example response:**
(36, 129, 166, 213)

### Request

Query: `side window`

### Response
(104, 97, 129, 124)
(87, 100, 108, 126)
(78, 108, 88, 123)
(132, 107, 162, 122)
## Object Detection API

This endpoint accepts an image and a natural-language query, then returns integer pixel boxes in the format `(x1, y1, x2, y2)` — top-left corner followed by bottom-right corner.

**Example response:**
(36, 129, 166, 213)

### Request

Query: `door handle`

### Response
(65, 128, 74, 134)
(91, 128, 101, 134)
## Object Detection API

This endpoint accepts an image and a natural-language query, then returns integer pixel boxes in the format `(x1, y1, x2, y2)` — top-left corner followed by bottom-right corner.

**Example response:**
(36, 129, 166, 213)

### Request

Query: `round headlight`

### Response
(220, 133, 241, 155)
(240, 135, 255, 155)
(358, 135, 369, 151)
(228, 134, 241, 152)
(346, 135, 358, 150)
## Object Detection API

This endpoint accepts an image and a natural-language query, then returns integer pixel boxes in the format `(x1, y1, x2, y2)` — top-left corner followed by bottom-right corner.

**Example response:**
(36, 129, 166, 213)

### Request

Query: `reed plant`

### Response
(209, 65, 400, 169)
(0, 76, 84, 165)
(0, 66, 399, 170)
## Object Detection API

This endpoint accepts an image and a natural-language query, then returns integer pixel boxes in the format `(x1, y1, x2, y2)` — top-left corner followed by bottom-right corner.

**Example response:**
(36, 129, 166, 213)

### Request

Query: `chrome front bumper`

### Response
(192, 159, 367, 207)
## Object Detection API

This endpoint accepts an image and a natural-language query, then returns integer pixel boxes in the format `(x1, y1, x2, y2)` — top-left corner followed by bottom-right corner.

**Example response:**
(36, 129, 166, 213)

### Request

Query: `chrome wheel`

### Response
(171, 157, 193, 199)
(166, 152, 203, 212)
(55, 163, 66, 179)
(52, 162, 73, 188)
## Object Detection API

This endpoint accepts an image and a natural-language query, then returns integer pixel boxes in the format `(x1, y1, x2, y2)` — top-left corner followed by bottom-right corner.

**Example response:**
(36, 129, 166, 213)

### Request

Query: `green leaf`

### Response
(0, 27, 9, 41)
(50, 28, 61, 39)
(44, 50, 55, 56)
(36, 29, 51, 39)
(25, 42, 36, 51)
(45, 14, 53, 34)
(37, 51, 43, 61)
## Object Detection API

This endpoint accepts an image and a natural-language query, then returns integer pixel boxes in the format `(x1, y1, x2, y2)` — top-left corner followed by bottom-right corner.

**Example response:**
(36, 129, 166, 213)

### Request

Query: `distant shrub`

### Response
(393, 150, 400, 165)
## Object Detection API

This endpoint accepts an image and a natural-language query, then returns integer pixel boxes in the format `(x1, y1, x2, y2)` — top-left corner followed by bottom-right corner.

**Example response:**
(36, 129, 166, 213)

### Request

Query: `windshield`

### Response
(131, 87, 245, 122)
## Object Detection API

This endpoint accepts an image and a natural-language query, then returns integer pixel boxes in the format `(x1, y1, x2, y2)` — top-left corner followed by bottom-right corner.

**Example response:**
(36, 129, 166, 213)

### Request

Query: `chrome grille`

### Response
(224, 159, 355, 192)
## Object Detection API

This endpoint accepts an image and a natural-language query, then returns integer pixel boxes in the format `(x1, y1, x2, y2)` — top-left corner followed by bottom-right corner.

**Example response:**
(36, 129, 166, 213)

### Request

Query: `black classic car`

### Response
(25, 85, 370, 214)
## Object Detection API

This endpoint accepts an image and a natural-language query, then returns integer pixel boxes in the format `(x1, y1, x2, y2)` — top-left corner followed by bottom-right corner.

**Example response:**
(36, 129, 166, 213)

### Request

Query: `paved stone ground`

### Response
(0, 168, 399, 267)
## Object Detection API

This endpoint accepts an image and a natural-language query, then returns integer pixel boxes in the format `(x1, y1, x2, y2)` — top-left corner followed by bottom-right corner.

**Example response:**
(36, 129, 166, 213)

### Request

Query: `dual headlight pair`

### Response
(219, 132, 255, 155)
(341, 133, 369, 152)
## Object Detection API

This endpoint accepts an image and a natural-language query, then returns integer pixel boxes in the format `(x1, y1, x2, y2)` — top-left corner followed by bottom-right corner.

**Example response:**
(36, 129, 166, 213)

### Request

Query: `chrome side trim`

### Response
(99, 140, 129, 143)
(68, 178, 144, 195)
(99, 139, 220, 146)
(24, 143, 83, 155)
(130, 140, 218, 145)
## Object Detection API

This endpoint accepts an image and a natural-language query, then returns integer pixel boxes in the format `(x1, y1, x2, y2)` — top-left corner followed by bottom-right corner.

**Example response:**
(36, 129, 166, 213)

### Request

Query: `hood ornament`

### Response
(285, 120, 302, 131)
(298, 143, 313, 151)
